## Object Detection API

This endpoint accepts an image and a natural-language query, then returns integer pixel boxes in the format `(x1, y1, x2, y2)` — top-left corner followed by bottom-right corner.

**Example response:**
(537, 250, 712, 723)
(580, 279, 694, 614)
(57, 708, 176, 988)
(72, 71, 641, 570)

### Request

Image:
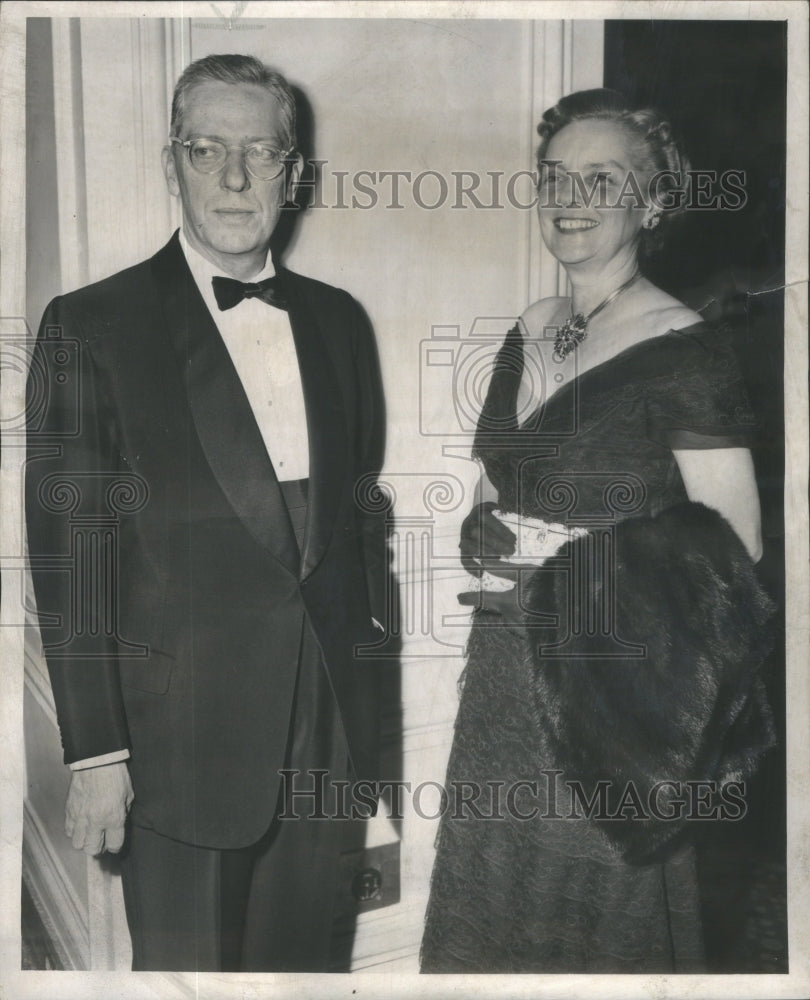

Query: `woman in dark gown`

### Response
(420, 89, 775, 974)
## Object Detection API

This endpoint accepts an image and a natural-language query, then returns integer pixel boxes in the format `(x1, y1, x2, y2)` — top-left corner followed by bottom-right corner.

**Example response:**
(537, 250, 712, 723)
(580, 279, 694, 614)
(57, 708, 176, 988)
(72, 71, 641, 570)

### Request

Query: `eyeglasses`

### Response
(169, 137, 294, 180)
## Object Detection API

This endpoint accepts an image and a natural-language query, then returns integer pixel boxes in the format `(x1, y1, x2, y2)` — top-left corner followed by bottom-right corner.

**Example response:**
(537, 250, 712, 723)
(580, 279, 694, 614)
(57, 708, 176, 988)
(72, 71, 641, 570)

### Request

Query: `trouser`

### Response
(119, 478, 349, 972)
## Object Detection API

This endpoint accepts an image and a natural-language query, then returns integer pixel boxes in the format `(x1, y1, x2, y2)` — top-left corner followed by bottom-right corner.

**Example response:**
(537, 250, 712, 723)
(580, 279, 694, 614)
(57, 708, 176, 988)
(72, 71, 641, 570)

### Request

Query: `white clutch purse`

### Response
(467, 510, 589, 592)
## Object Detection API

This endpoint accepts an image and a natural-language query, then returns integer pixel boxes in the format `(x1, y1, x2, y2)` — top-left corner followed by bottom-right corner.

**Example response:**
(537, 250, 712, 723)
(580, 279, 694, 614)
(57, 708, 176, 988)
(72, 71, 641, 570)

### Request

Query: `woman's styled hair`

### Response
(170, 54, 297, 151)
(536, 88, 690, 255)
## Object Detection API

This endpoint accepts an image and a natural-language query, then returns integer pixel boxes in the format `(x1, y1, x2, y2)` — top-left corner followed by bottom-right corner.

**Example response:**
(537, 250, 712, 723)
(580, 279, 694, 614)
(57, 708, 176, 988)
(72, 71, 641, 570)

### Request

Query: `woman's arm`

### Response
(673, 446, 763, 562)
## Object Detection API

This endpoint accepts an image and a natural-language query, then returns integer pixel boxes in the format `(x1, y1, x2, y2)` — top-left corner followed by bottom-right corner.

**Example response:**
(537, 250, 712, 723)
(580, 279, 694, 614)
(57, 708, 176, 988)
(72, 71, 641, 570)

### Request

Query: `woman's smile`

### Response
(554, 217, 600, 232)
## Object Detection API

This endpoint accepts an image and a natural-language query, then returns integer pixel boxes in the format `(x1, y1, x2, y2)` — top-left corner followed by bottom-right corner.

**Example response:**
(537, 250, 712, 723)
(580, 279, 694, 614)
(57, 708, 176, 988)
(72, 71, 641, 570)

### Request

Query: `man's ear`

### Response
(162, 146, 180, 197)
(285, 152, 304, 203)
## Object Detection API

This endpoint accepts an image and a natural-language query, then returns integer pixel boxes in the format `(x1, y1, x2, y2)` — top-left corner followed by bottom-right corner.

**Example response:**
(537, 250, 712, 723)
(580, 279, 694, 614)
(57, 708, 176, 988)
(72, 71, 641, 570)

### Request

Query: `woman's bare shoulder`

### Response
(520, 296, 568, 336)
(638, 285, 704, 337)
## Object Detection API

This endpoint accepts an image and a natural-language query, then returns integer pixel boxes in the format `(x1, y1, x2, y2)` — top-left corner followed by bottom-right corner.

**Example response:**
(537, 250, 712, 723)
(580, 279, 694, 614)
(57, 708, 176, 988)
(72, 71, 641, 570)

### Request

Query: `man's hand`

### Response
(65, 761, 134, 856)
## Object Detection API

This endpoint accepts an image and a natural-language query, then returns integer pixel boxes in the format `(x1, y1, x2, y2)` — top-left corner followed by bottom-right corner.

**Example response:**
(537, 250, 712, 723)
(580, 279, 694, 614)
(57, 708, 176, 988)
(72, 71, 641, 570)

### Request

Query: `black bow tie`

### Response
(211, 275, 288, 312)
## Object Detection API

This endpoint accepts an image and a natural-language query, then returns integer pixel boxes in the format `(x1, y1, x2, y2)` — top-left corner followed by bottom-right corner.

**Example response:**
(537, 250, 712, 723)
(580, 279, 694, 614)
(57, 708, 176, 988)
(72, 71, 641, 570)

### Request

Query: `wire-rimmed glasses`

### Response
(169, 137, 294, 180)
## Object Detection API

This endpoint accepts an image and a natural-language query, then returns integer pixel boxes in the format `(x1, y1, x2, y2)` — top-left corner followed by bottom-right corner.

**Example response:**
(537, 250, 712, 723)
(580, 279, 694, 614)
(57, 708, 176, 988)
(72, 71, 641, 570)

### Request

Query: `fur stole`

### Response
(523, 501, 777, 864)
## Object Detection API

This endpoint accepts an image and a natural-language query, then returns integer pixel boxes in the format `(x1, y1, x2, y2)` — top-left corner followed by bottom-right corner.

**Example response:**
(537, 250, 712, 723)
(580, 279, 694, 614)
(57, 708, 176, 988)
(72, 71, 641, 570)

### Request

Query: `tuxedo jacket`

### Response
(26, 232, 388, 849)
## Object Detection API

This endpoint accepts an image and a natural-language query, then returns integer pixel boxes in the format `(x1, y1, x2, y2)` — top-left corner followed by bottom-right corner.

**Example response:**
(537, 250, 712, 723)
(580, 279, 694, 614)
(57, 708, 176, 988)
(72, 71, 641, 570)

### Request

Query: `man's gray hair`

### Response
(171, 54, 297, 149)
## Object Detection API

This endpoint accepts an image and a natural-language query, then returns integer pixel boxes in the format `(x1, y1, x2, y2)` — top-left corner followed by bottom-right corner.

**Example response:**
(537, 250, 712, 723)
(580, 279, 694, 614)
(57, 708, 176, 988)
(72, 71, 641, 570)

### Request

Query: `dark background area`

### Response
(604, 19, 786, 296)
(605, 20, 788, 973)
(604, 21, 786, 578)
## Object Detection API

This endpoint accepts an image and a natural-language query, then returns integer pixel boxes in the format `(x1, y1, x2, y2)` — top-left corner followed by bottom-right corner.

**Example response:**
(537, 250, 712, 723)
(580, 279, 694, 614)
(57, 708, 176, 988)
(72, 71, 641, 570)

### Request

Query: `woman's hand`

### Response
(459, 504, 588, 619)
(457, 575, 526, 621)
(459, 501, 517, 577)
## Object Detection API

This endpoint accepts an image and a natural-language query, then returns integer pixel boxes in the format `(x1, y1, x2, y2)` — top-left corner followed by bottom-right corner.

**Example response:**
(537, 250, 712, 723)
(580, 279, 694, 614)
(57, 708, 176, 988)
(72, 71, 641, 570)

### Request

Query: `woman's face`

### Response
(537, 118, 653, 271)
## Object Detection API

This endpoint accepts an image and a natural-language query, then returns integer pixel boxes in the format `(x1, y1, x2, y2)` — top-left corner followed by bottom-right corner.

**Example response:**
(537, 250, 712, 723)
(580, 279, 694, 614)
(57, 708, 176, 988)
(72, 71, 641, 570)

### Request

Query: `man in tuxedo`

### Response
(26, 54, 387, 972)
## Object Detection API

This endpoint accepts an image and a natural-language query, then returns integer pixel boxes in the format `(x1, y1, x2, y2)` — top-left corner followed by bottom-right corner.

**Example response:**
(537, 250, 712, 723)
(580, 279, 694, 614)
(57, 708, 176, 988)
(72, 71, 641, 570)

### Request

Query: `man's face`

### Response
(162, 81, 300, 277)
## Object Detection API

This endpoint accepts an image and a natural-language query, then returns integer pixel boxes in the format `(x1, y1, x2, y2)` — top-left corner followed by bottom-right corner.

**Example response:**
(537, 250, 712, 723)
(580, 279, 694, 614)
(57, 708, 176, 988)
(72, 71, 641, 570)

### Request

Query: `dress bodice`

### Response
(472, 321, 756, 523)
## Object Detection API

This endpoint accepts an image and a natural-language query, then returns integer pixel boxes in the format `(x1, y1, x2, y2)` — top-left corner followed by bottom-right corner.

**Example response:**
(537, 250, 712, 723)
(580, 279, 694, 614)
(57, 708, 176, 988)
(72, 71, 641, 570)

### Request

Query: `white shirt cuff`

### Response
(69, 749, 131, 771)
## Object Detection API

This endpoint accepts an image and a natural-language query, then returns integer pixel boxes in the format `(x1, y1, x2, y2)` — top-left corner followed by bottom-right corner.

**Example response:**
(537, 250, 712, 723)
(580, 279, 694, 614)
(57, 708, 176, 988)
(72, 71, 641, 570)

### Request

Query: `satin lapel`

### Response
(281, 270, 349, 580)
(150, 234, 299, 576)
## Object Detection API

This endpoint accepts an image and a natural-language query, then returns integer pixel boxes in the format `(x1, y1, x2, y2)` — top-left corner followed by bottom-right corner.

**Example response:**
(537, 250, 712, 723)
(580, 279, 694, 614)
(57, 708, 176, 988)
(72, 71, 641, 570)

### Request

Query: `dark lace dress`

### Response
(420, 322, 775, 973)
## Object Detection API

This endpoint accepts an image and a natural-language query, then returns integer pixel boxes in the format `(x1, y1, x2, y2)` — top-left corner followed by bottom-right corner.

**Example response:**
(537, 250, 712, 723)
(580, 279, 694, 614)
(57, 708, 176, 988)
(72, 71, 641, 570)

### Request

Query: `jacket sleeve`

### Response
(26, 296, 131, 764)
(349, 297, 391, 629)
(524, 501, 777, 864)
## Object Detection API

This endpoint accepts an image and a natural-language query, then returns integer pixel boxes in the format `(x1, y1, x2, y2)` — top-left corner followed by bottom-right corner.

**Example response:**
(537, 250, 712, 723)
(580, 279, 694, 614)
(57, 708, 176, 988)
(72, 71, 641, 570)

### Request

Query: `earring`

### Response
(643, 213, 661, 230)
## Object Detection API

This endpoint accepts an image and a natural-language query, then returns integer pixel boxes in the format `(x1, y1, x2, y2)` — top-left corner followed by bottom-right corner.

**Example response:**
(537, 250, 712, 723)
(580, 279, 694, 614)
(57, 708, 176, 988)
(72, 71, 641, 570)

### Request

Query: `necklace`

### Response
(552, 270, 642, 362)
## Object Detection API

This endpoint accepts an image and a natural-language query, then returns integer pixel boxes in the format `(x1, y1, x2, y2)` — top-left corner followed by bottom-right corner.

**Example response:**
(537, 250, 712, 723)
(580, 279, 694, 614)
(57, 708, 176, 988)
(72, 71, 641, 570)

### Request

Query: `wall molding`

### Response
(528, 19, 605, 304)
(350, 903, 425, 970)
(22, 799, 89, 970)
(50, 17, 88, 293)
(24, 625, 58, 731)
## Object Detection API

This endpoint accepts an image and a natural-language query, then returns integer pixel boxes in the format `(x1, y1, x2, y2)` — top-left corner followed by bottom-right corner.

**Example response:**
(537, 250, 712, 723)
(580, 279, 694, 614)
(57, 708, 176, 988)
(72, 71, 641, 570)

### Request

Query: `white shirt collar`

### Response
(178, 230, 276, 301)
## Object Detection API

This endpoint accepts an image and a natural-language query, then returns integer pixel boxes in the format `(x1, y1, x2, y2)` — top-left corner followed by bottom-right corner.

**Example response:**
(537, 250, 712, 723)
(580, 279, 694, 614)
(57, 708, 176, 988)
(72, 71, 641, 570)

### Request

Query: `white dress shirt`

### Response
(180, 232, 310, 481)
(71, 234, 310, 771)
